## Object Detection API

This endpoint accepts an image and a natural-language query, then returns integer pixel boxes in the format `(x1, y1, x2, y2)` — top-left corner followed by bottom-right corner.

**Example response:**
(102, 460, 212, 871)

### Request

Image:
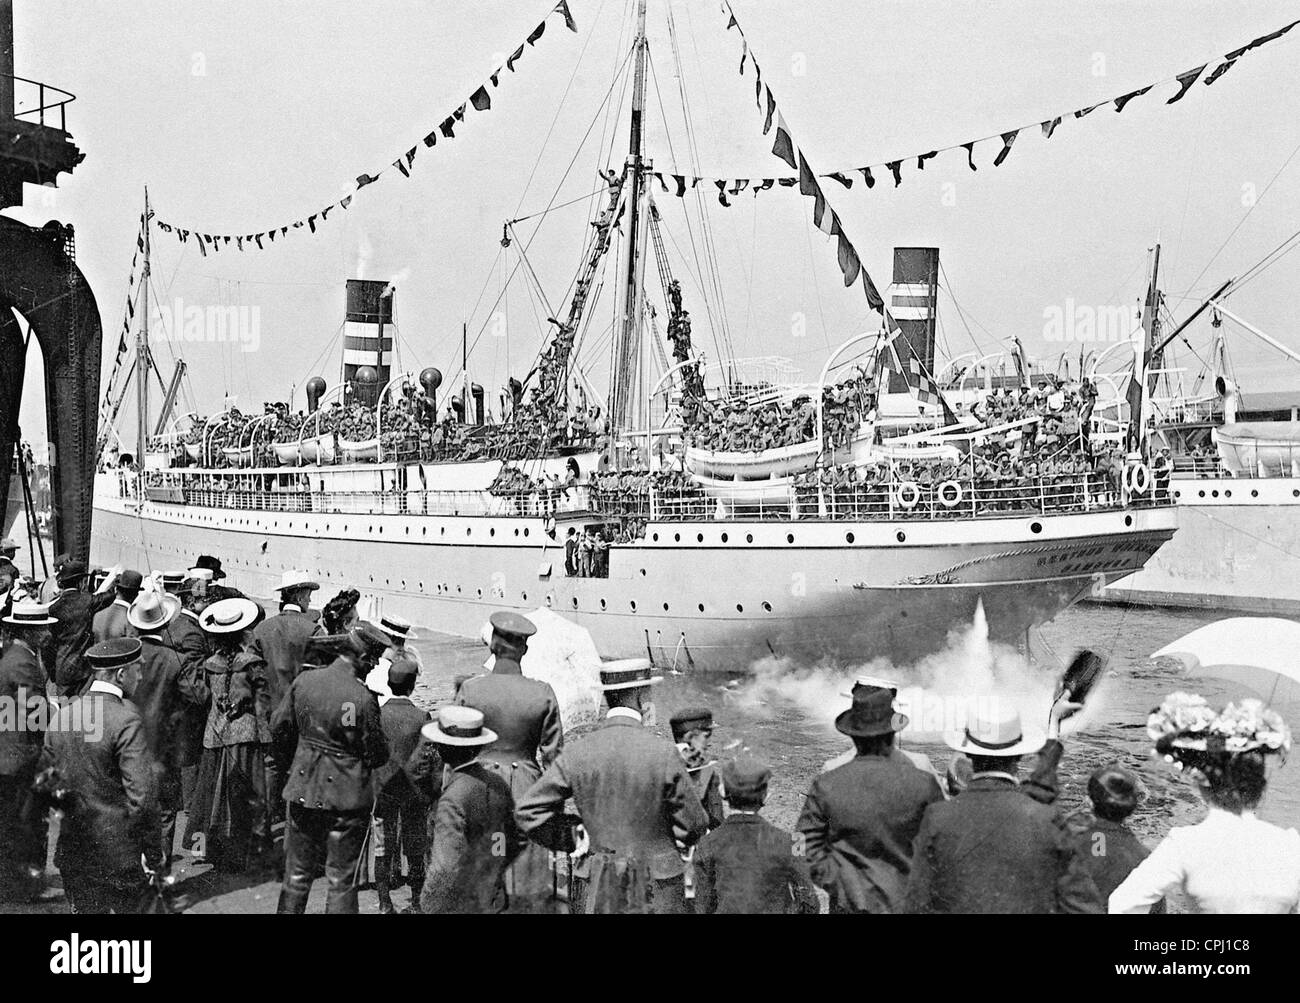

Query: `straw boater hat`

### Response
(944, 705, 1045, 758)
(840, 672, 902, 699)
(276, 570, 319, 593)
(2, 599, 58, 627)
(421, 705, 498, 747)
(199, 596, 261, 634)
(127, 592, 180, 632)
(378, 613, 414, 643)
(159, 572, 188, 593)
(598, 658, 662, 691)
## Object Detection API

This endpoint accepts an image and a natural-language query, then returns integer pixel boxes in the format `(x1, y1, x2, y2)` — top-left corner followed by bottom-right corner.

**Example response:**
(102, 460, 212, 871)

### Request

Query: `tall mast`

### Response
(137, 187, 150, 467)
(611, 0, 648, 454)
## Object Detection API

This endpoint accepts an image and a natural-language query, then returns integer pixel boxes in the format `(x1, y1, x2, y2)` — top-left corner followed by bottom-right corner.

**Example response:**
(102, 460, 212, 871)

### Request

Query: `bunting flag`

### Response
(722, 1, 883, 312)
(666, 13, 1300, 206)
(98, 214, 148, 432)
(152, 1, 578, 251)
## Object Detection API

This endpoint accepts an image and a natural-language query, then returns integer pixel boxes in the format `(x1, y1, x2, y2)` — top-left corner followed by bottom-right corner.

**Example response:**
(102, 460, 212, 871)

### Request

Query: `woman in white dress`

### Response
(1110, 694, 1299, 914)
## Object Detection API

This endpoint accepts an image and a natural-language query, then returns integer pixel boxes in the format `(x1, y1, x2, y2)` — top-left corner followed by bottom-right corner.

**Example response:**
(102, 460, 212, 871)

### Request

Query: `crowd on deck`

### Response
(2, 541, 1296, 915)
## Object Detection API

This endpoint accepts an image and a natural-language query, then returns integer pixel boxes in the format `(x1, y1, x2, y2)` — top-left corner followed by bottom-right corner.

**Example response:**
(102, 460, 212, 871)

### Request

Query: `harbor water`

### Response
(411, 601, 1299, 843)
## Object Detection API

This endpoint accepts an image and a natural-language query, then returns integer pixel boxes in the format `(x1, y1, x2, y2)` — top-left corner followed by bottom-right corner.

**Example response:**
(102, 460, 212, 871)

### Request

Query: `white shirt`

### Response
(606, 707, 642, 723)
(88, 680, 124, 698)
(1109, 808, 1300, 914)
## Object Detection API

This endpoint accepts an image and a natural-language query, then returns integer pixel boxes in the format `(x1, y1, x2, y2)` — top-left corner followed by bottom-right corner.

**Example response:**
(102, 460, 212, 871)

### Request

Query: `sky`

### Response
(12, 0, 1300, 447)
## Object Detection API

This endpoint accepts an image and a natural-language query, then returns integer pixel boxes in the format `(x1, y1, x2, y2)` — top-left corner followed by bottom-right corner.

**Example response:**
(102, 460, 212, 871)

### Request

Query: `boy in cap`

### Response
(373, 658, 435, 914)
(458, 611, 563, 913)
(419, 706, 525, 914)
(1076, 763, 1164, 913)
(42, 637, 164, 912)
(671, 707, 724, 830)
(694, 756, 819, 914)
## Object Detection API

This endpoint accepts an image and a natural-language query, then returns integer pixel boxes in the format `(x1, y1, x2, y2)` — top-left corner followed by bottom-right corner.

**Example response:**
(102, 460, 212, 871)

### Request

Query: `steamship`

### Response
(90, 2, 1177, 670)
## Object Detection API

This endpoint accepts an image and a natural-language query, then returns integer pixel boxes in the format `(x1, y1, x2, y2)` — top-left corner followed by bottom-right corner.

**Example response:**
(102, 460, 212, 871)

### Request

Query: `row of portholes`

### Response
(1183, 488, 1279, 500)
(574, 596, 775, 615)
(167, 509, 533, 539)
(648, 529, 913, 545)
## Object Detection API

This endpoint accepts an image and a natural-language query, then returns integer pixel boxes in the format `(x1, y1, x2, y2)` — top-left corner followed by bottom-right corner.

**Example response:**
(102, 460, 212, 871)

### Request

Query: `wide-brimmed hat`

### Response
(276, 570, 319, 593)
(421, 706, 498, 747)
(0, 537, 20, 553)
(348, 622, 392, 658)
(599, 658, 662, 691)
(194, 555, 226, 580)
(127, 592, 180, 632)
(200, 597, 260, 634)
(2, 599, 57, 627)
(944, 705, 1045, 758)
(379, 613, 414, 642)
(835, 687, 909, 738)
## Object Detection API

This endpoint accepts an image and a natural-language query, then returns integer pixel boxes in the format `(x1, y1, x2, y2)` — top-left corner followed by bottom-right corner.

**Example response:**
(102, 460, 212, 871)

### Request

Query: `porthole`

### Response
(674, 533, 681, 542)
(514, 528, 519, 537)
(746, 534, 753, 543)
(630, 600, 637, 612)
(896, 531, 906, 543)
(522, 592, 528, 602)
(736, 603, 744, 613)
(476, 588, 482, 597)
(467, 527, 472, 536)
(845, 532, 855, 544)
(662, 602, 670, 612)
(422, 527, 427, 535)
(524, 528, 530, 537)
(572, 597, 579, 608)
(762, 601, 772, 612)
(1252, 489, 1259, 498)
(786, 533, 794, 544)
(490, 528, 496, 537)
(1293, 489, 1299, 498)
(697, 603, 705, 612)
(1124, 515, 1133, 527)
(405, 527, 410, 535)
(653, 532, 660, 542)
(1173, 491, 1180, 500)
(1198, 490, 1206, 498)
(640, 568, 646, 576)
(1211, 490, 1219, 498)
(721, 532, 728, 543)
(696, 533, 704, 543)
(440, 527, 445, 536)
(600, 599, 607, 610)
(1225, 490, 1232, 498)
(1030, 522, 1042, 534)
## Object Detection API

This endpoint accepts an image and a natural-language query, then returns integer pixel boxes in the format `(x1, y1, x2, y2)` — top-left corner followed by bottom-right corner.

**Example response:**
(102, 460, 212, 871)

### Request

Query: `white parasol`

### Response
(1150, 617, 1300, 715)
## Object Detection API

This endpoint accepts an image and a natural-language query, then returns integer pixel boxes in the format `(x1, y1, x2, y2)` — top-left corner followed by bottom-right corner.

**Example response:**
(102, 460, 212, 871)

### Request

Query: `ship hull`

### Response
(93, 477, 1176, 670)
(1096, 475, 1300, 616)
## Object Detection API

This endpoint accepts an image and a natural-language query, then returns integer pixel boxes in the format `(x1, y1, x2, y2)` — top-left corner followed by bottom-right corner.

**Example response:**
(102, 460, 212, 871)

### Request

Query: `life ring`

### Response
(937, 480, 964, 508)
(1124, 462, 1152, 496)
(895, 481, 921, 509)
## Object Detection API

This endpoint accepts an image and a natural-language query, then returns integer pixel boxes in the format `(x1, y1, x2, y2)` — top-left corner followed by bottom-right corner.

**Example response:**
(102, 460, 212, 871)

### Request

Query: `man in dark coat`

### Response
(457, 611, 563, 912)
(126, 592, 209, 879)
(1076, 763, 1165, 913)
(0, 601, 56, 900)
(91, 569, 142, 643)
(904, 705, 1102, 914)
(694, 755, 818, 914)
(797, 688, 943, 913)
(373, 659, 436, 914)
(419, 706, 525, 914)
(42, 638, 164, 913)
(164, 569, 214, 818)
(670, 707, 724, 831)
(43, 561, 114, 696)
(253, 570, 322, 845)
(272, 622, 389, 914)
(515, 660, 709, 914)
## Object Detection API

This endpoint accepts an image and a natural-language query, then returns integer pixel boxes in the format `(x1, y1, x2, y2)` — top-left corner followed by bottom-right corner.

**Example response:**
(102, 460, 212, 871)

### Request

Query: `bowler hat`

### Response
(835, 687, 908, 738)
(117, 569, 144, 593)
(194, 555, 226, 580)
(56, 560, 88, 585)
(720, 755, 771, 806)
(1088, 764, 1141, 817)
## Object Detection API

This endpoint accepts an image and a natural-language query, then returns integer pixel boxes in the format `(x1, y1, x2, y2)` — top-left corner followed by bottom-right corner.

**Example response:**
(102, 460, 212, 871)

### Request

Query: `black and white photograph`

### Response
(1, 0, 1299, 981)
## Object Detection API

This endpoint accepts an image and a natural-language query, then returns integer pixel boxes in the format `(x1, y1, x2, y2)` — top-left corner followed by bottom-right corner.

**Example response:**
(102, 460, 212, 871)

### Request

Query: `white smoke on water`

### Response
(722, 600, 1109, 746)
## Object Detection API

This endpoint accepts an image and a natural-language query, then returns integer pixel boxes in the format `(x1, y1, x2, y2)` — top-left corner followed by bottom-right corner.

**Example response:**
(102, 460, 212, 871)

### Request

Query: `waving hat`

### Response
(127, 592, 180, 632)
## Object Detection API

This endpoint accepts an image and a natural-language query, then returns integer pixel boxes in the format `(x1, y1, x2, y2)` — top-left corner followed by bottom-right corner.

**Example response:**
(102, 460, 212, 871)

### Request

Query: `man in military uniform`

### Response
(253, 570, 322, 848)
(42, 638, 164, 913)
(126, 592, 209, 880)
(516, 660, 708, 914)
(91, 569, 143, 643)
(272, 622, 390, 914)
(373, 658, 435, 914)
(0, 600, 57, 901)
(458, 612, 563, 913)
(420, 706, 526, 913)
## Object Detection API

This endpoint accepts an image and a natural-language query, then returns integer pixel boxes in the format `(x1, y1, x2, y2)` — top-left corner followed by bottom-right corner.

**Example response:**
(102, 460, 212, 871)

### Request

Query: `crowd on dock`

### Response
(1, 538, 1296, 914)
